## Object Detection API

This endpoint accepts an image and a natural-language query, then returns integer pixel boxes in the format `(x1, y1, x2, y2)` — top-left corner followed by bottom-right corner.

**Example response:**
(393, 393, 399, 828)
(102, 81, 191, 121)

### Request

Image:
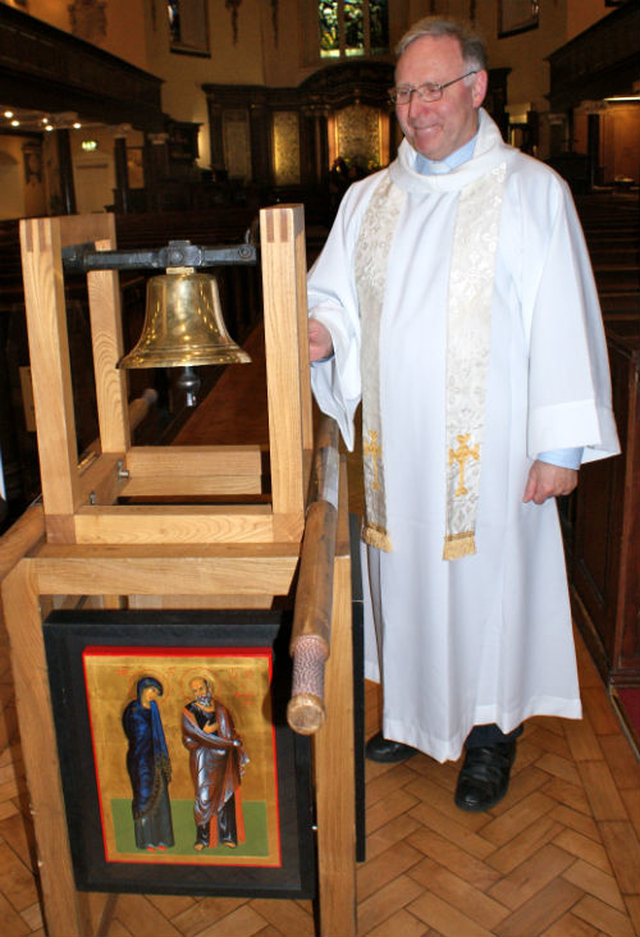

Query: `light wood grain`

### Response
(313, 477, 356, 935)
(71, 504, 285, 544)
(125, 445, 263, 476)
(260, 205, 308, 518)
(86, 235, 130, 454)
(33, 554, 298, 596)
(1, 560, 85, 936)
(20, 217, 80, 519)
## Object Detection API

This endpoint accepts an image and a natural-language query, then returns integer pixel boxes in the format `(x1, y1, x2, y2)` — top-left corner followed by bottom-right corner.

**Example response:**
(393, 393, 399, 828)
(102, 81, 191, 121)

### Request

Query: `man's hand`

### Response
(522, 460, 578, 505)
(309, 318, 334, 362)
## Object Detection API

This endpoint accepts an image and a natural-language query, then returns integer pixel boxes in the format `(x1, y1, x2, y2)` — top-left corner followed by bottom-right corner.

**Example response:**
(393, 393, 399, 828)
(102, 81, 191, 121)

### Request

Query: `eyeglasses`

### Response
(388, 70, 478, 105)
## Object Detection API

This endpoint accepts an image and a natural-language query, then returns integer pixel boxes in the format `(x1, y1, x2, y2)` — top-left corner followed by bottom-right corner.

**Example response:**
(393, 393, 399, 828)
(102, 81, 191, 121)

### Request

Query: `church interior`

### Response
(0, 0, 638, 935)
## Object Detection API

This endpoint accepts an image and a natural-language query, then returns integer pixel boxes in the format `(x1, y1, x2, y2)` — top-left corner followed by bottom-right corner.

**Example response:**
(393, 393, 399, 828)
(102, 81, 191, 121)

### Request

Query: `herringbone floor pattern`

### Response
(0, 624, 639, 936)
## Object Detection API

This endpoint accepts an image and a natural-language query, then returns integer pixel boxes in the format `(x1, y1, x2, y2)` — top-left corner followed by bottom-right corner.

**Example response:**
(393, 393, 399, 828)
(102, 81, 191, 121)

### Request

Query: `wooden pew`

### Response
(569, 193, 639, 693)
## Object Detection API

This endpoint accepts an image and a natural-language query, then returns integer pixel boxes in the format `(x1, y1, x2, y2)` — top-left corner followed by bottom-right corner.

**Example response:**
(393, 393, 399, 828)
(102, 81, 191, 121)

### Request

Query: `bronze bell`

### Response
(118, 267, 251, 370)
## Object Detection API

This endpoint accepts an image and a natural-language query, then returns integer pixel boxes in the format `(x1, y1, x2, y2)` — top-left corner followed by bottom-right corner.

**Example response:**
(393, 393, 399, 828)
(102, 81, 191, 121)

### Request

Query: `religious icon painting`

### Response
(43, 609, 315, 898)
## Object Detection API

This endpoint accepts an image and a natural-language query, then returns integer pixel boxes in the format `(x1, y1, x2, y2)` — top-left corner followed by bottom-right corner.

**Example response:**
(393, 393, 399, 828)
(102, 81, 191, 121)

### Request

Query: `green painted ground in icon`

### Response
(111, 799, 269, 857)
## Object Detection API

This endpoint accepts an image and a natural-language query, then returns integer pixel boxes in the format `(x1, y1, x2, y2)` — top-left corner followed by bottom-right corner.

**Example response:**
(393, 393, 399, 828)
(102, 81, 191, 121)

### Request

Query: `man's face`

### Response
(190, 678, 211, 704)
(395, 34, 487, 162)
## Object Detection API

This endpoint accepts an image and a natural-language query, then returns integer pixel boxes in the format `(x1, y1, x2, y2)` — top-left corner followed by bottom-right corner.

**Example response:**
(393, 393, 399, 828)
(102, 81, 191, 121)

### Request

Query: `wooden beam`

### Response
(20, 217, 80, 518)
(87, 238, 131, 454)
(0, 503, 44, 581)
(125, 444, 263, 476)
(78, 453, 124, 506)
(260, 204, 308, 517)
(314, 464, 356, 936)
(66, 504, 304, 545)
(33, 552, 299, 596)
(1, 559, 87, 937)
(119, 475, 263, 496)
(294, 207, 314, 452)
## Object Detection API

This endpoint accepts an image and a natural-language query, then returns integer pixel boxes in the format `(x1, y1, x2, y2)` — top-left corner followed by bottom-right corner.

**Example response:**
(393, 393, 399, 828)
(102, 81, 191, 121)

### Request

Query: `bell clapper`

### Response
(177, 365, 200, 407)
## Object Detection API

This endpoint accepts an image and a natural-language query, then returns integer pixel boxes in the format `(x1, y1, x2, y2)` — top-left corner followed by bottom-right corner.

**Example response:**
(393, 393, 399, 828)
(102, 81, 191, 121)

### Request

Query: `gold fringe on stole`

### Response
(362, 522, 393, 552)
(442, 531, 476, 560)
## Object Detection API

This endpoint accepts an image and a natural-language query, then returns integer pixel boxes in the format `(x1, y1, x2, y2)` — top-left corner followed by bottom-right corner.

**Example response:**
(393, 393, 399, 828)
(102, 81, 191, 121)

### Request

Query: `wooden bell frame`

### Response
(0, 206, 356, 936)
(20, 208, 313, 546)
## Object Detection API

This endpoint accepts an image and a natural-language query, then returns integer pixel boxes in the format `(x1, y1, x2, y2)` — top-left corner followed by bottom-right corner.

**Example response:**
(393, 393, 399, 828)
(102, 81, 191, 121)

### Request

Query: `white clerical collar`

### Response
(390, 110, 512, 193)
(415, 133, 478, 175)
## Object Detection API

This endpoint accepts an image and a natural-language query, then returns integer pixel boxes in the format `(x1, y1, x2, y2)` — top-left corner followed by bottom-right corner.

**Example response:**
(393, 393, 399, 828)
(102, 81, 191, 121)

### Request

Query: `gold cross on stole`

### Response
(365, 430, 381, 490)
(449, 433, 480, 497)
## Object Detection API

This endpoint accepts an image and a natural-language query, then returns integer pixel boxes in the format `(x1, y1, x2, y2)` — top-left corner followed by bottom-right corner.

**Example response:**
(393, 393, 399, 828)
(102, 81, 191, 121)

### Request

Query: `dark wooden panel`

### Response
(548, 2, 639, 110)
(570, 321, 640, 687)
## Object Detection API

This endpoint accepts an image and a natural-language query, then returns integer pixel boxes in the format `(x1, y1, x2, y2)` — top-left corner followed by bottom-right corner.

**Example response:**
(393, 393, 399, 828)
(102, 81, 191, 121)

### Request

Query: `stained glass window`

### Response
(319, 0, 388, 59)
(369, 0, 388, 53)
(344, 1, 363, 56)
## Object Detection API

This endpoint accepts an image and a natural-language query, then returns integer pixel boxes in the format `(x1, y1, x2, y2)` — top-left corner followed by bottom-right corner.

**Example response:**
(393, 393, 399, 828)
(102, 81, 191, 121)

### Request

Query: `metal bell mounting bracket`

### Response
(60, 230, 258, 273)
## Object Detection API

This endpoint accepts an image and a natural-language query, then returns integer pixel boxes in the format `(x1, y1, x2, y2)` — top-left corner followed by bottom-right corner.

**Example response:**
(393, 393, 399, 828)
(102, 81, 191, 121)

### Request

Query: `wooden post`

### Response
(313, 464, 356, 937)
(86, 241, 131, 454)
(2, 560, 87, 936)
(260, 204, 312, 523)
(20, 217, 81, 529)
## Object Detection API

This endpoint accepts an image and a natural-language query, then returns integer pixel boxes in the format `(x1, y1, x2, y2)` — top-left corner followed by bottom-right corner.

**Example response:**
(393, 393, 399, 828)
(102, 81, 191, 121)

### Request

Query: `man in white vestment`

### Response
(307, 17, 619, 811)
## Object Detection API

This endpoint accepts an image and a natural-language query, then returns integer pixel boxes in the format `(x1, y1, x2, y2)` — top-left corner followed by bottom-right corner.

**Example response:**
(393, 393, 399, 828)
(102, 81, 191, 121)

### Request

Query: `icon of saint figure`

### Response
(122, 676, 174, 850)
(181, 676, 249, 851)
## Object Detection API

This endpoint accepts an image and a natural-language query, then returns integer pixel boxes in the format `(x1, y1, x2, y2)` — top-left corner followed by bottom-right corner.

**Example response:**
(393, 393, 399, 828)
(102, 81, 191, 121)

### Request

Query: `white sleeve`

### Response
(307, 183, 372, 451)
(525, 177, 620, 463)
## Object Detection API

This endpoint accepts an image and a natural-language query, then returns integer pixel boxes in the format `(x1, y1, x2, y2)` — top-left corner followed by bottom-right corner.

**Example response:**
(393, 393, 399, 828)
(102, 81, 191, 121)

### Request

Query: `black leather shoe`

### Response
(365, 731, 417, 763)
(454, 741, 517, 812)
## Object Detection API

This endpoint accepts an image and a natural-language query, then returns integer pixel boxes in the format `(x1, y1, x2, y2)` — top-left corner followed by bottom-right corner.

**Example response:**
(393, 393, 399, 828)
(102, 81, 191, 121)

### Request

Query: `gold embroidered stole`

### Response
(443, 162, 506, 559)
(355, 162, 507, 559)
(355, 174, 405, 551)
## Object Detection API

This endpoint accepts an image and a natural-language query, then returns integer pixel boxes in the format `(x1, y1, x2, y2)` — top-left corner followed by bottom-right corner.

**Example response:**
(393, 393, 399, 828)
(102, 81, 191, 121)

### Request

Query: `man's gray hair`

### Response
(396, 17, 488, 72)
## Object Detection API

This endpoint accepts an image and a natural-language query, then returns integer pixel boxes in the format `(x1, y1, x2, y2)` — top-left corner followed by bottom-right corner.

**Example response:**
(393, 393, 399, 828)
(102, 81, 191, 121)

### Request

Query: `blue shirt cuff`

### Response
(310, 353, 335, 366)
(537, 448, 584, 470)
